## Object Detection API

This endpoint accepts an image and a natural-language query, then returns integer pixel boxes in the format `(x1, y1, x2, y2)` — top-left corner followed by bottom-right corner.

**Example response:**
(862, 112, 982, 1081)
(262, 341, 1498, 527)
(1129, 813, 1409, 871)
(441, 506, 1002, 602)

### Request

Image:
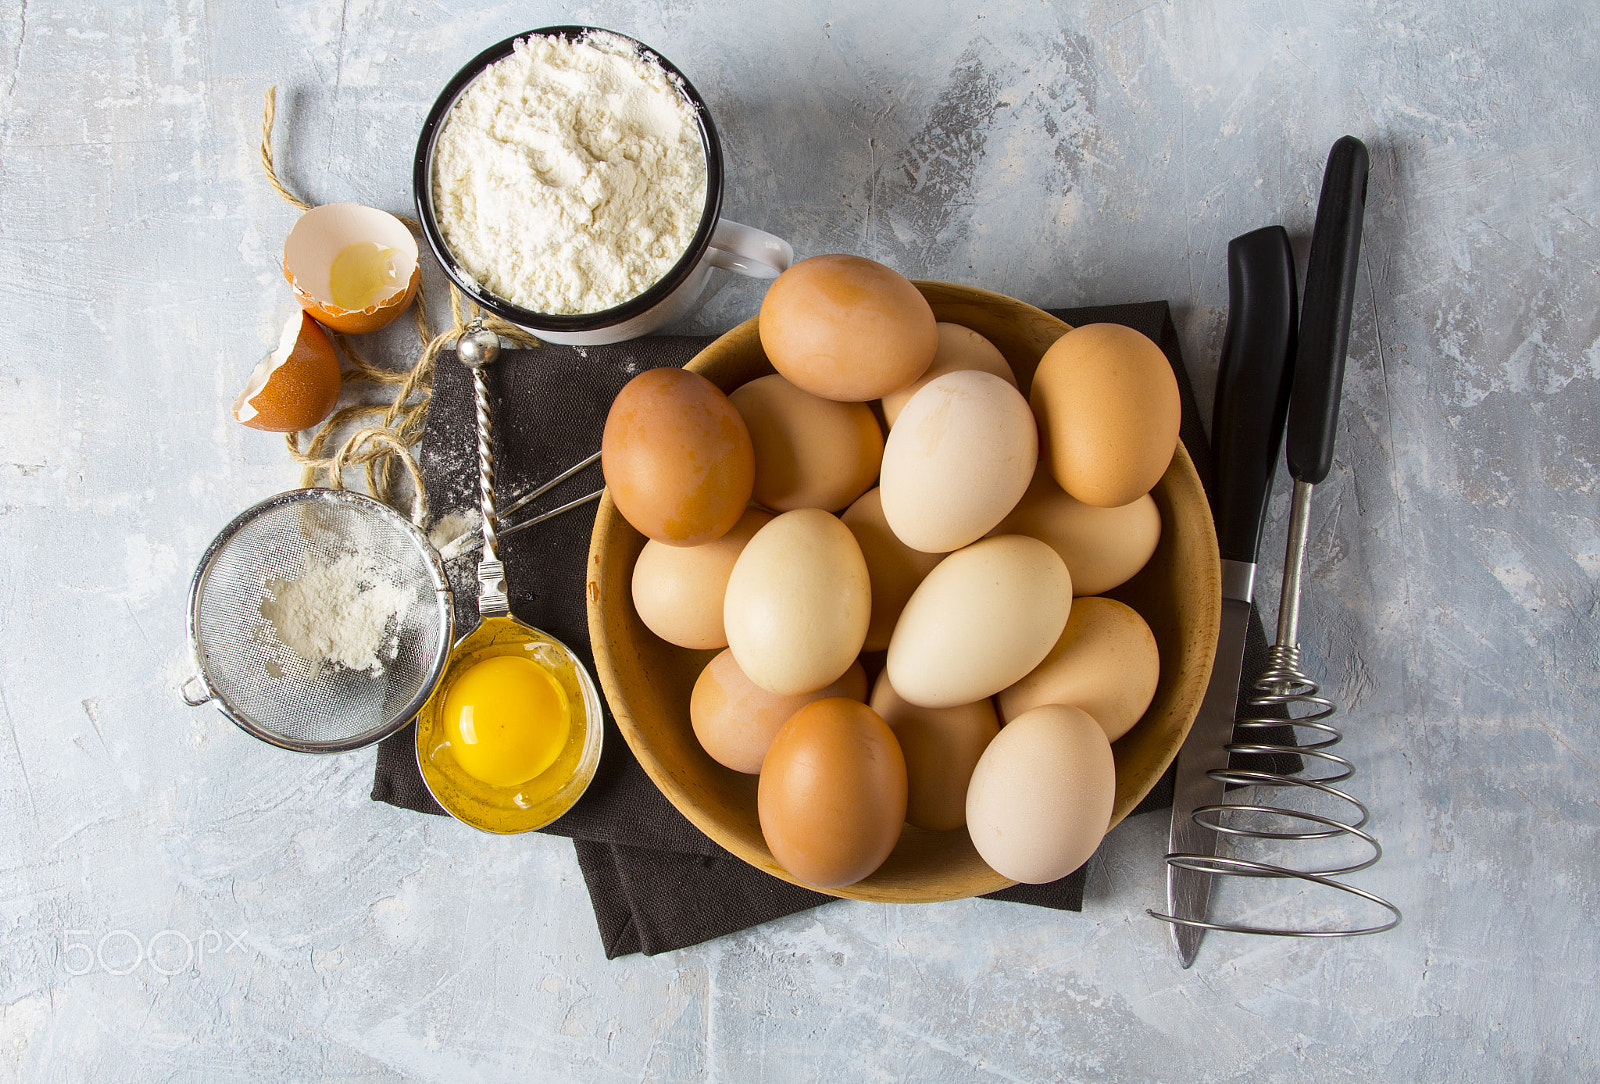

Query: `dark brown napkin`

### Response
(371, 300, 1294, 957)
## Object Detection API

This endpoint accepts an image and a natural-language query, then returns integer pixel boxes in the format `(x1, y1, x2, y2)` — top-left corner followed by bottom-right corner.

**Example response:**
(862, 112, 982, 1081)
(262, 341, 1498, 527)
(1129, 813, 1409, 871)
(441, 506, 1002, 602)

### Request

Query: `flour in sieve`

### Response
(430, 31, 708, 315)
(260, 549, 416, 676)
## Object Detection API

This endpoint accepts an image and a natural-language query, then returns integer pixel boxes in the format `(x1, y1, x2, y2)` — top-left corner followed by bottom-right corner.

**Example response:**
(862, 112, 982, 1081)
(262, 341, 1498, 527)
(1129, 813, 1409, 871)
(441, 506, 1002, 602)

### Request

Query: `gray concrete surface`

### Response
(2, 1, 1595, 1080)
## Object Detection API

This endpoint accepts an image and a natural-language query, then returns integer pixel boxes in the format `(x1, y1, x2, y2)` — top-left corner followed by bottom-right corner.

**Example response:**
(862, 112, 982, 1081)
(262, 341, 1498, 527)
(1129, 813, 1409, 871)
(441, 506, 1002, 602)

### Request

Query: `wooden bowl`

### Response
(586, 281, 1220, 903)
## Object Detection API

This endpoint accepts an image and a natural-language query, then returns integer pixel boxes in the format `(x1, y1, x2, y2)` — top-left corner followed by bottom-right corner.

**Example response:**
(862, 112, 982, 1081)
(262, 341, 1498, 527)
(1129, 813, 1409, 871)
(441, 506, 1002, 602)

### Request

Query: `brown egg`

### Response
(758, 697, 908, 888)
(1030, 323, 1180, 507)
(691, 651, 868, 774)
(840, 487, 942, 651)
(992, 465, 1161, 596)
(869, 671, 999, 831)
(880, 322, 1017, 427)
(283, 203, 421, 334)
(232, 310, 341, 433)
(631, 507, 773, 649)
(998, 596, 1160, 743)
(729, 374, 884, 512)
(601, 367, 755, 546)
(758, 254, 937, 402)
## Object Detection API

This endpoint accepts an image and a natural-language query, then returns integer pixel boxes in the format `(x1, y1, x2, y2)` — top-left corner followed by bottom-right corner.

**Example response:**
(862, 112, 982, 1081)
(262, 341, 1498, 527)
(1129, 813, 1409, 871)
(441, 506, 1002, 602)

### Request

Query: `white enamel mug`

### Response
(414, 27, 793, 346)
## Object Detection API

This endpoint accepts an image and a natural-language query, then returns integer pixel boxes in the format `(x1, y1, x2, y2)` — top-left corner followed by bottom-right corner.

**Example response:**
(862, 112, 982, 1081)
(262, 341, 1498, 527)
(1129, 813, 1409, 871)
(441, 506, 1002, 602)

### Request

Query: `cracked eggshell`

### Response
(283, 202, 421, 334)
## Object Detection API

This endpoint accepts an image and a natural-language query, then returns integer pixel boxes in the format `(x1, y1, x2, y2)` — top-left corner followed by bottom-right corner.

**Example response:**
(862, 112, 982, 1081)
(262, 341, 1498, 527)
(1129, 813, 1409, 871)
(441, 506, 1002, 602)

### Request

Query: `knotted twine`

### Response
(257, 86, 541, 523)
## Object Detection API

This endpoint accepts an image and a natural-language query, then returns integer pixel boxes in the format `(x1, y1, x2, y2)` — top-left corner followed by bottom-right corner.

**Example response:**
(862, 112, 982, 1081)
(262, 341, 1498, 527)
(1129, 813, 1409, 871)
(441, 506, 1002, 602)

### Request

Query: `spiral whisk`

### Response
(1166, 477, 1400, 938)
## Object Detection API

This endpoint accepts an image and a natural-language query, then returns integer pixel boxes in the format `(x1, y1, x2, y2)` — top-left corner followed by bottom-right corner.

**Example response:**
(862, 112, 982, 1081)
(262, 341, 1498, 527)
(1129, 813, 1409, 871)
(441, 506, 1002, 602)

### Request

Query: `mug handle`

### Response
(706, 219, 793, 279)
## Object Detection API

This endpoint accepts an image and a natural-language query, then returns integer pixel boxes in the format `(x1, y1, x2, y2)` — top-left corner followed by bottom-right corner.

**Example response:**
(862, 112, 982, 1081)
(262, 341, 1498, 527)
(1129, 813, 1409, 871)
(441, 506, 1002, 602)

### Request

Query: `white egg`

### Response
(886, 534, 1070, 708)
(878, 370, 1038, 553)
(965, 704, 1115, 884)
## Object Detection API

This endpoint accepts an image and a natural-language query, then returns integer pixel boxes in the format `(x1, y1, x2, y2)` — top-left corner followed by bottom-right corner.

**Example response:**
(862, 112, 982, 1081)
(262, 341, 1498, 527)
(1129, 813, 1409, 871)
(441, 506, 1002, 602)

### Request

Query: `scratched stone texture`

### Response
(0, 0, 1595, 1080)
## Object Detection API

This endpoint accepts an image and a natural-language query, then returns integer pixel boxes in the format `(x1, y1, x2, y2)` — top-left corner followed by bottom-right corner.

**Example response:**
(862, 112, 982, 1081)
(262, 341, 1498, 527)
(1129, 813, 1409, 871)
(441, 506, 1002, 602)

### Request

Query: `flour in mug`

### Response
(431, 32, 709, 316)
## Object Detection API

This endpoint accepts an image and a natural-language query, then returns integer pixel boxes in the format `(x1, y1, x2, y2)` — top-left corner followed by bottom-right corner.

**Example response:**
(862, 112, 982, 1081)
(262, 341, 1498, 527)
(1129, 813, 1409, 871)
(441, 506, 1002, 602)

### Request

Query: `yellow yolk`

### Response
(441, 654, 571, 788)
(328, 241, 400, 311)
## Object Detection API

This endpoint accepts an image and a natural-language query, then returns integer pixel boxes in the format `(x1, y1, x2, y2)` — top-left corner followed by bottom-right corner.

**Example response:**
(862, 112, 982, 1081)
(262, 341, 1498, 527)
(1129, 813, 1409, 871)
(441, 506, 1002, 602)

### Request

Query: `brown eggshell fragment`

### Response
(758, 254, 937, 402)
(729, 374, 884, 512)
(631, 507, 773, 650)
(691, 651, 868, 774)
(758, 697, 908, 888)
(998, 596, 1161, 743)
(1030, 323, 1180, 507)
(880, 322, 1017, 428)
(992, 464, 1161, 596)
(601, 367, 756, 546)
(965, 704, 1115, 884)
(840, 487, 943, 652)
(870, 671, 999, 831)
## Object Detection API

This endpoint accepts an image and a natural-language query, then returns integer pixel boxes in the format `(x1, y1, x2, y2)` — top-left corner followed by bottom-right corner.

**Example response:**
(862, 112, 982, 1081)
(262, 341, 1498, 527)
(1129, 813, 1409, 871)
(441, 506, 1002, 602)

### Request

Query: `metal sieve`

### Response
(182, 488, 453, 753)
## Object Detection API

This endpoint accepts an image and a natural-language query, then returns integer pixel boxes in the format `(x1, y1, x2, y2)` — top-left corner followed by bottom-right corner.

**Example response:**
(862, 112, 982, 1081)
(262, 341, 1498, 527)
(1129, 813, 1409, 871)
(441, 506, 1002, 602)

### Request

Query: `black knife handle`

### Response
(1288, 135, 1369, 485)
(1212, 226, 1297, 565)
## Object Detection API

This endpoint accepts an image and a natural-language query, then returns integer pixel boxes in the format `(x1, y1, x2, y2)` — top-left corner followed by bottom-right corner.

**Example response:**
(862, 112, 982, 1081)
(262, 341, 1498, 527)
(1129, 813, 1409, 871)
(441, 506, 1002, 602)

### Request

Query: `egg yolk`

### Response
(328, 241, 399, 311)
(441, 654, 571, 788)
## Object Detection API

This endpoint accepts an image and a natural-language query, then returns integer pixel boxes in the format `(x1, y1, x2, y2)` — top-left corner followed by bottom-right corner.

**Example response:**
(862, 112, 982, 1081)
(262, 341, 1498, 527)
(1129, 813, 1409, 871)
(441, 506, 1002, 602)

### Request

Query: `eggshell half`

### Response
(998, 596, 1161, 743)
(283, 202, 421, 334)
(966, 704, 1115, 884)
(723, 508, 871, 695)
(886, 534, 1071, 708)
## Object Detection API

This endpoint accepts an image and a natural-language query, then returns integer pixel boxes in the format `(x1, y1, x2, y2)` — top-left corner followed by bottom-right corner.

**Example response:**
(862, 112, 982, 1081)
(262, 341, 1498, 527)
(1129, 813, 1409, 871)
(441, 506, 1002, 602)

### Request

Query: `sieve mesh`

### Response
(187, 489, 453, 752)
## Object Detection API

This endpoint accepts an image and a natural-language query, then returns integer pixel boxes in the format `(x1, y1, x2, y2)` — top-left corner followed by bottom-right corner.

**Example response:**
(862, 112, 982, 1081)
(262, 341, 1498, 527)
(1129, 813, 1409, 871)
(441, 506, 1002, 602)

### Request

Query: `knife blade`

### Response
(1162, 224, 1298, 967)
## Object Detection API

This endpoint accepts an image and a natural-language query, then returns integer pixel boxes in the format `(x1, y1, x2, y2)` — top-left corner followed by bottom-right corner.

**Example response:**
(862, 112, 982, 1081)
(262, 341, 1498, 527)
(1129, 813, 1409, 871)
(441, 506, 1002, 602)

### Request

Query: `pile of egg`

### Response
(601, 254, 1181, 890)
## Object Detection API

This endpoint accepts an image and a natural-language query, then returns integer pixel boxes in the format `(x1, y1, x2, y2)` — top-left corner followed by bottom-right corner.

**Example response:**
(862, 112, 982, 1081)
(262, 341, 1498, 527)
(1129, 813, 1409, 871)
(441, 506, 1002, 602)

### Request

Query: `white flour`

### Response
(260, 550, 416, 675)
(430, 31, 708, 315)
(427, 508, 482, 562)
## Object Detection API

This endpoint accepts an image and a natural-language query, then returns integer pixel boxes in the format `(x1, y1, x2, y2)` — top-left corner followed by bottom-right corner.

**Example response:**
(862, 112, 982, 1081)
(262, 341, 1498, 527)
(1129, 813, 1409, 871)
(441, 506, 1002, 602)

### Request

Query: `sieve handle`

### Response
(180, 673, 213, 707)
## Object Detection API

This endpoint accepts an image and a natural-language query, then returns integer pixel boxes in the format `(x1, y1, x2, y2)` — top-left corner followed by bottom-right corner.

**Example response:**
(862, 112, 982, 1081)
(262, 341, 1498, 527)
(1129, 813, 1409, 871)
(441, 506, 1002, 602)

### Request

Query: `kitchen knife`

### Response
(1160, 224, 1297, 967)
